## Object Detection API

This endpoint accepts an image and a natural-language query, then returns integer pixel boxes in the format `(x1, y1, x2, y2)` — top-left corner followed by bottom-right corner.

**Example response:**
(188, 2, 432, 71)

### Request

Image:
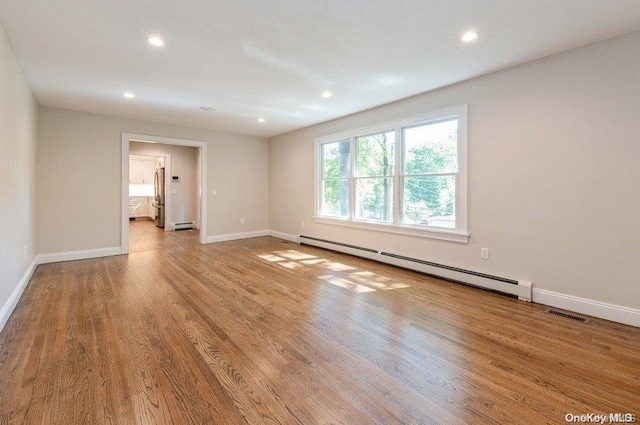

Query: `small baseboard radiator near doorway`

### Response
(174, 221, 196, 230)
(298, 235, 532, 302)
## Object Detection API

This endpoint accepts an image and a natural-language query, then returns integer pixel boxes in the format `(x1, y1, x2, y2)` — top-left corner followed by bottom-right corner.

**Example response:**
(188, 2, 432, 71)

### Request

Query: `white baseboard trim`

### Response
(0, 258, 39, 333)
(533, 288, 640, 328)
(205, 230, 269, 244)
(268, 230, 299, 243)
(37, 247, 122, 264)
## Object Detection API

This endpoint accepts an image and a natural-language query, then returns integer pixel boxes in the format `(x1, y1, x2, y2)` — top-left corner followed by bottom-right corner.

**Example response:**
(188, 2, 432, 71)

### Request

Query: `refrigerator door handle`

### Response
(154, 171, 159, 199)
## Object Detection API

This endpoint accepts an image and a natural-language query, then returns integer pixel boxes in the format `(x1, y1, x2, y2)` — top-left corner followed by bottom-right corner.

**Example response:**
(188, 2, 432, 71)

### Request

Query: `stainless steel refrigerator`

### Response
(154, 167, 165, 228)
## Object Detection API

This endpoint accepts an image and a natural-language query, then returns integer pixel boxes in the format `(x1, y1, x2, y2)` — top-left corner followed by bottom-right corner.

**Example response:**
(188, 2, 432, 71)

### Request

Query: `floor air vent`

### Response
(545, 309, 588, 323)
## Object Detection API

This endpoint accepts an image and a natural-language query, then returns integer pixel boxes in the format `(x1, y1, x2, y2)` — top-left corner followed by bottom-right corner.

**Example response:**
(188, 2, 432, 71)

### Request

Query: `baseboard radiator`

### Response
(298, 235, 532, 302)
(174, 222, 195, 230)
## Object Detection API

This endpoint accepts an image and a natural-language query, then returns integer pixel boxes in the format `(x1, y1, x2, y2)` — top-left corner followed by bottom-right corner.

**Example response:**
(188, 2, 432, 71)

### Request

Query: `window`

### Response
(319, 140, 350, 217)
(315, 106, 468, 243)
(355, 131, 395, 222)
(402, 119, 457, 228)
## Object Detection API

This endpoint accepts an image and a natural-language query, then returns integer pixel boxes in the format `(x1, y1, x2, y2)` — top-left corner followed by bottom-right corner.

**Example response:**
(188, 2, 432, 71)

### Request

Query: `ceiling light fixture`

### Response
(257, 118, 266, 123)
(200, 106, 216, 112)
(124, 92, 135, 99)
(461, 31, 478, 42)
(148, 36, 164, 47)
(322, 91, 332, 98)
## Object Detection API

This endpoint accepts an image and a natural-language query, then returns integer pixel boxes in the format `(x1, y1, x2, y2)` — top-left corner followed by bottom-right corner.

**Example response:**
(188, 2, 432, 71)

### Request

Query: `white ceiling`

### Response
(2, 1, 640, 138)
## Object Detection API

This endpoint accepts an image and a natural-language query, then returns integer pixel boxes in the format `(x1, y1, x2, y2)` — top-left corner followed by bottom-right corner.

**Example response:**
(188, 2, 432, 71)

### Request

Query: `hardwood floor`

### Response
(0, 220, 638, 424)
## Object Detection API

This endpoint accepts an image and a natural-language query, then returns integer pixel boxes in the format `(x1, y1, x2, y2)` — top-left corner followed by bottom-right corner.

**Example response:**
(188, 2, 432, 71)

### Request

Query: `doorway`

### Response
(121, 133, 208, 254)
(128, 153, 164, 226)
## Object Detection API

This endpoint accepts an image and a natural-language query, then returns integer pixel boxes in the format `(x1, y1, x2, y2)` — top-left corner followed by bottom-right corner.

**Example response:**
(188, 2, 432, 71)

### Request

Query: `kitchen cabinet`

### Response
(129, 196, 141, 218)
(143, 160, 156, 184)
(129, 196, 147, 218)
(129, 160, 142, 184)
(129, 196, 156, 219)
(129, 159, 156, 184)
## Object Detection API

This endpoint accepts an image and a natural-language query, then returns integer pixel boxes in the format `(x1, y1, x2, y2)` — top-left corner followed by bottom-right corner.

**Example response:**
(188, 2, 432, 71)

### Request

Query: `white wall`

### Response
(37, 107, 269, 254)
(0, 23, 38, 328)
(269, 31, 640, 312)
(130, 142, 199, 226)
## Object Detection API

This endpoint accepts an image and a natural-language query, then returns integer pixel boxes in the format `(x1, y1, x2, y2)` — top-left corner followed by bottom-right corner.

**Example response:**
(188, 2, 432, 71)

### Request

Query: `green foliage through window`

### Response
(402, 119, 457, 228)
(355, 131, 395, 221)
(320, 141, 350, 217)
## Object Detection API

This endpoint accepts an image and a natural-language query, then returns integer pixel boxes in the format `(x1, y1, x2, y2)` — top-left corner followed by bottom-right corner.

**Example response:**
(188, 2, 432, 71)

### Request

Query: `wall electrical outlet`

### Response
(480, 247, 489, 260)
(240, 218, 245, 225)
(23, 246, 27, 258)
(300, 220, 305, 228)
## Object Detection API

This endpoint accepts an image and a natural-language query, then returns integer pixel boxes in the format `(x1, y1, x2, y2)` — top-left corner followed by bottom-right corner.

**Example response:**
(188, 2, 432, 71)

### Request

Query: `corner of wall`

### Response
(0, 20, 40, 334)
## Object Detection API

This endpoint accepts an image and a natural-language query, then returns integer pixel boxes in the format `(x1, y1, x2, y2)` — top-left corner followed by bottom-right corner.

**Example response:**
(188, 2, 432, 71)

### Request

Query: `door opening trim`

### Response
(121, 133, 208, 254)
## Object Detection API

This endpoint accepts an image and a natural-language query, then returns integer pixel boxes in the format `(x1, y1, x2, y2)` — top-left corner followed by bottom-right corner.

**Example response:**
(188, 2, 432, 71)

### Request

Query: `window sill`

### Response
(313, 216, 470, 244)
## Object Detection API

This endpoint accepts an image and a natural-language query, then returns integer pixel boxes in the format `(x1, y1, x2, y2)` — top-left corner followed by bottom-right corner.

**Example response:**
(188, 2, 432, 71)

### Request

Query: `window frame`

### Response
(314, 105, 469, 244)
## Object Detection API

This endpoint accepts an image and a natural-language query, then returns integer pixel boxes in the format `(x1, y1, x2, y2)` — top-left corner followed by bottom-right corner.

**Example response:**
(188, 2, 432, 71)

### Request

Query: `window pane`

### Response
(404, 119, 458, 175)
(321, 179, 349, 217)
(403, 176, 455, 228)
(355, 178, 393, 222)
(356, 131, 395, 177)
(322, 141, 351, 178)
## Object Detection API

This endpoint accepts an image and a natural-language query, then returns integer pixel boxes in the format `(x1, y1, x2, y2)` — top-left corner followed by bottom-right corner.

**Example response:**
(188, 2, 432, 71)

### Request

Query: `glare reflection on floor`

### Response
(257, 249, 410, 293)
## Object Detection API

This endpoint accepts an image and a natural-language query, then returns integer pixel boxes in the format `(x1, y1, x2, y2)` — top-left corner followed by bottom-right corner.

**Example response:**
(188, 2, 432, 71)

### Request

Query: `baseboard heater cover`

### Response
(174, 222, 195, 230)
(298, 235, 532, 302)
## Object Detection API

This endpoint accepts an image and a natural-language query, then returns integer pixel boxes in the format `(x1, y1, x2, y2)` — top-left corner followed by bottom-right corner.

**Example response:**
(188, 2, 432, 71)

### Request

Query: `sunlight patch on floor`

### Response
(257, 249, 411, 293)
(300, 259, 326, 265)
(317, 275, 376, 293)
(273, 250, 317, 261)
(322, 261, 357, 272)
(258, 254, 286, 262)
(279, 261, 302, 270)
(349, 271, 410, 290)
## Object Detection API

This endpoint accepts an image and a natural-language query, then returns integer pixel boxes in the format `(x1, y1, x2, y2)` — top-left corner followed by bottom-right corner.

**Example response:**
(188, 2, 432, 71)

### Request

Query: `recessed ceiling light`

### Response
(148, 36, 164, 47)
(200, 106, 216, 112)
(461, 31, 478, 42)
(322, 91, 332, 98)
(257, 118, 266, 123)
(124, 92, 135, 99)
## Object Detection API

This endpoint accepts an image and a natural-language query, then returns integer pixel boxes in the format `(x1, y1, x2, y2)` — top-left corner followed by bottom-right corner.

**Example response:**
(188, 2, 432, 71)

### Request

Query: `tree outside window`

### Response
(403, 119, 457, 229)
(356, 131, 395, 222)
